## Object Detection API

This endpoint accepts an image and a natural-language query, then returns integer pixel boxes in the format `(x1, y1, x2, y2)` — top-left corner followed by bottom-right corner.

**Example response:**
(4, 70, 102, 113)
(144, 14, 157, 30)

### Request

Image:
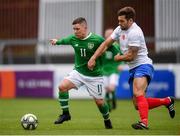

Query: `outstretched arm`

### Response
(88, 36, 114, 70)
(50, 35, 72, 46)
(50, 39, 58, 45)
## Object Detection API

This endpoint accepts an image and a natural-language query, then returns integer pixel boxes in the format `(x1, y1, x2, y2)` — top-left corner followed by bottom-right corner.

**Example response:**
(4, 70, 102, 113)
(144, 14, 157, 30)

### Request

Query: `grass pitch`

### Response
(0, 98, 179, 135)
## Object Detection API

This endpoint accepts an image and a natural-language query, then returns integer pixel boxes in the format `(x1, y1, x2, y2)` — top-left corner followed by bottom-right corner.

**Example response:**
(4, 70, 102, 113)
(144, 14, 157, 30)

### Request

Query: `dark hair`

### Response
(72, 17, 87, 25)
(117, 7, 136, 21)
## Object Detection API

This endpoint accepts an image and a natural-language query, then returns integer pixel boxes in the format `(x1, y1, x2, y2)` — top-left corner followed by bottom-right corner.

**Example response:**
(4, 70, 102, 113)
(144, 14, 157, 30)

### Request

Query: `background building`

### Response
(0, 0, 180, 64)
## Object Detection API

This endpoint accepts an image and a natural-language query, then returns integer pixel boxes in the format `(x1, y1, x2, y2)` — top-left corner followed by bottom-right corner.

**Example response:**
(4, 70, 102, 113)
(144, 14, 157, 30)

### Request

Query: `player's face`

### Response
(73, 23, 87, 39)
(118, 15, 132, 30)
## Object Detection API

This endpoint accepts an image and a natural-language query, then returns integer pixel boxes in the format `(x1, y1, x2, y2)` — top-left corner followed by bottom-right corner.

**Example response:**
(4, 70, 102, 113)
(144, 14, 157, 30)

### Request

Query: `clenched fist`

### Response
(50, 39, 58, 45)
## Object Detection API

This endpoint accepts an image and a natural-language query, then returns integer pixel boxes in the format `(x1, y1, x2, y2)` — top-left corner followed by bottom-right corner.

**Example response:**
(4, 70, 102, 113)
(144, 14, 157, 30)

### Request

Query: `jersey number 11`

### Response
(80, 48, 86, 57)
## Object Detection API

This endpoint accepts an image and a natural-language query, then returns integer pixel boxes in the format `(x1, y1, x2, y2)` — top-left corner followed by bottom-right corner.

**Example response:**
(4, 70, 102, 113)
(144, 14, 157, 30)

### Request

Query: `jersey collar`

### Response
(82, 32, 92, 40)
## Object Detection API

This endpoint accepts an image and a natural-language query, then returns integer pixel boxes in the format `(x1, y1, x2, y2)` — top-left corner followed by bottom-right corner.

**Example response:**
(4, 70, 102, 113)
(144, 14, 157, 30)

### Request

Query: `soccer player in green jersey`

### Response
(50, 17, 112, 129)
(102, 28, 124, 111)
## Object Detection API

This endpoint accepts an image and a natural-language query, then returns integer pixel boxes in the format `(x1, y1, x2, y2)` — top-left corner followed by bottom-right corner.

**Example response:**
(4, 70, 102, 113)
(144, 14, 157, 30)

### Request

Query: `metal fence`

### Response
(155, 0, 180, 52)
(0, 0, 180, 64)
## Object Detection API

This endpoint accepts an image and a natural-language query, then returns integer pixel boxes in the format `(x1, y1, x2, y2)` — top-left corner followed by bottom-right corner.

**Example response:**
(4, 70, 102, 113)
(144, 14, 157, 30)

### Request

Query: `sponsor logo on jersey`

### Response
(105, 51, 113, 59)
(121, 34, 125, 40)
(75, 44, 78, 47)
(88, 43, 94, 49)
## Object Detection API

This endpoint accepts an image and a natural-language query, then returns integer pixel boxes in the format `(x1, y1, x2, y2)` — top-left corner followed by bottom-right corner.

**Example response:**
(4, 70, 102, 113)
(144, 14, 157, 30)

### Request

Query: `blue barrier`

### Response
(116, 70, 175, 99)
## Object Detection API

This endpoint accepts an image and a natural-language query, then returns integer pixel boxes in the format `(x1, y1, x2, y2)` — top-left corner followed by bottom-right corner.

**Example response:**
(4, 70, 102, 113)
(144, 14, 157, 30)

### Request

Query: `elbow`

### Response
(126, 55, 134, 62)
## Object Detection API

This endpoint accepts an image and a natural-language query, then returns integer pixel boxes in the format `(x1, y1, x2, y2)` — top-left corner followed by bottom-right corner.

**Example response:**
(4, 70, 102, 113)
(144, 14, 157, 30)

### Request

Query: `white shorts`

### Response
(103, 73, 119, 88)
(65, 70, 105, 99)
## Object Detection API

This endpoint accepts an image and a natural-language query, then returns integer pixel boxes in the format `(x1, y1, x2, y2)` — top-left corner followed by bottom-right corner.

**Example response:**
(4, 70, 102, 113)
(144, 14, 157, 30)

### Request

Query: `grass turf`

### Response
(0, 98, 179, 135)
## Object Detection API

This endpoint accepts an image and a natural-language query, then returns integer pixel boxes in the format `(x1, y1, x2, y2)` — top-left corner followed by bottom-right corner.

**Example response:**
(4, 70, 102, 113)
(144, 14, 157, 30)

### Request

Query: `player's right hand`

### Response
(50, 39, 58, 45)
(114, 53, 121, 61)
(88, 57, 96, 71)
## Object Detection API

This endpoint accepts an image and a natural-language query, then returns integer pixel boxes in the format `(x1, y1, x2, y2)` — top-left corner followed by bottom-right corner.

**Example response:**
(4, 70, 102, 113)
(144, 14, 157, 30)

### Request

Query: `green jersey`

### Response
(56, 32, 104, 77)
(102, 42, 124, 76)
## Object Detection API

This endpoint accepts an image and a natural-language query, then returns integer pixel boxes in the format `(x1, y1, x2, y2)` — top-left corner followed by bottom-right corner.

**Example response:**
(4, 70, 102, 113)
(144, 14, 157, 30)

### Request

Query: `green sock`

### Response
(111, 91, 116, 108)
(111, 91, 115, 100)
(105, 93, 111, 110)
(58, 91, 69, 113)
(98, 103, 110, 120)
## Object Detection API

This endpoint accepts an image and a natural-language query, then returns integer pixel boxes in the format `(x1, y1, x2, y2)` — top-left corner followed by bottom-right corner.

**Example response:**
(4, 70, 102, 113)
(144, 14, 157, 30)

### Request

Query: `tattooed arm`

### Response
(114, 46, 139, 62)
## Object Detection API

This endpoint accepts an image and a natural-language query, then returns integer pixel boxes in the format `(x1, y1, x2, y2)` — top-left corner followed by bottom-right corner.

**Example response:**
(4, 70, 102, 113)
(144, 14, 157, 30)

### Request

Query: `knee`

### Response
(58, 84, 67, 92)
(95, 99, 104, 106)
(133, 89, 145, 97)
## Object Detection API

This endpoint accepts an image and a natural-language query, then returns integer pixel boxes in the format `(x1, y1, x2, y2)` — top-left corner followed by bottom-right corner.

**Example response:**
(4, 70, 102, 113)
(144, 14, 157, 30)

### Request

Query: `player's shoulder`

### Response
(64, 34, 76, 40)
(91, 32, 103, 38)
(70, 34, 77, 38)
(129, 23, 143, 35)
(112, 26, 122, 37)
(113, 26, 122, 33)
(112, 41, 119, 47)
(90, 32, 104, 41)
(114, 26, 121, 31)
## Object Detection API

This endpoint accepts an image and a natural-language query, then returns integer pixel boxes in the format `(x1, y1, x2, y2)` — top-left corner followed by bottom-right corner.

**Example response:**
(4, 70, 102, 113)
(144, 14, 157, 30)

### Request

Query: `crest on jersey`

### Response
(88, 43, 94, 49)
(121, 34, 125, 40)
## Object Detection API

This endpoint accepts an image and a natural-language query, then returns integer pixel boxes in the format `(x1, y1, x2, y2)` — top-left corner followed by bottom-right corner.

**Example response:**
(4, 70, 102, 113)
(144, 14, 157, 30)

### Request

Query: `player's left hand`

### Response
(114, 53, 121, 61)
(88, 58, 96, 70)
(50, 39, 58, 45)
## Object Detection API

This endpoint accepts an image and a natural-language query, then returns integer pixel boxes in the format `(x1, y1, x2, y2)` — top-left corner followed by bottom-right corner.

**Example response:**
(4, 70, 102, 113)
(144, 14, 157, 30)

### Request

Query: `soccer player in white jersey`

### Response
(88, 7, 175, 130)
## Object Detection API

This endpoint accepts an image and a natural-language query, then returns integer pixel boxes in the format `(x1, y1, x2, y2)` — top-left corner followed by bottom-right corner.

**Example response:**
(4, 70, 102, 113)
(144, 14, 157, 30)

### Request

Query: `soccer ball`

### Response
(21, 113, 38, 130)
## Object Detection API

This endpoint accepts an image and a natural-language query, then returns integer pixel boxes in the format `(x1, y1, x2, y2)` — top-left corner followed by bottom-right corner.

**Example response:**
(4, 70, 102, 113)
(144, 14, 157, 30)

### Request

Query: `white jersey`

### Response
(111, 22, 152, 69)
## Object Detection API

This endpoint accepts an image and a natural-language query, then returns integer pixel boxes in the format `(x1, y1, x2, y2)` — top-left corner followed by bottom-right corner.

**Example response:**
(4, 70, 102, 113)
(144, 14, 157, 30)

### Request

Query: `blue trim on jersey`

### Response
(128, 64, 154, 94)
